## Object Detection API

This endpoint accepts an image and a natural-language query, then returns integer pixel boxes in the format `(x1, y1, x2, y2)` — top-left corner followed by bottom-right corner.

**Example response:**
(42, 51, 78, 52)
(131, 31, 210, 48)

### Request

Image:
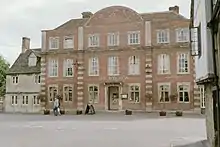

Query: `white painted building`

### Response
(190, 0, 215, 146)
(5, 37, 42, 113)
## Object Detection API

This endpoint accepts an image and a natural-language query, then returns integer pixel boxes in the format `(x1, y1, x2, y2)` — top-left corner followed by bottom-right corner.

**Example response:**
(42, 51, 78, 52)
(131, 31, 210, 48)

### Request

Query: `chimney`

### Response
(22, 37, 30, 53)
(81, 11, 93, 18)
(169, 5, 179, 14)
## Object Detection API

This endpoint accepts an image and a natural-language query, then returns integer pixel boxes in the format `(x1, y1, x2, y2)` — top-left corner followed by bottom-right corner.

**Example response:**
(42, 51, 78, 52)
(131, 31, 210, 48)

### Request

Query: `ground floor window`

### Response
(22, 96, 28, 105)
(88, 85, 99, 103)
(33, 95, 40, 105)
(158, 83, 170, 102)
(11, 95, 18, 105)
(48, 85, 58, 102)
(177, 83, 190, 103)
(129, 84, 140, 103)
(63, 85, 73, 102)
(198, 85, 205, 108)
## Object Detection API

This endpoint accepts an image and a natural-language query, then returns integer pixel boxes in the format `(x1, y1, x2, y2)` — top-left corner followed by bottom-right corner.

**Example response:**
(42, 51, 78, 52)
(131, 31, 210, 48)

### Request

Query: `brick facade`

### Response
(40, 6, 199, 112)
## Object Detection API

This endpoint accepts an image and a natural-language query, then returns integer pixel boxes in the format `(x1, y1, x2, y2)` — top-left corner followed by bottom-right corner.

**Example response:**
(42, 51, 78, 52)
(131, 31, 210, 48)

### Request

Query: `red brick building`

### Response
(40, 5, 200, 112)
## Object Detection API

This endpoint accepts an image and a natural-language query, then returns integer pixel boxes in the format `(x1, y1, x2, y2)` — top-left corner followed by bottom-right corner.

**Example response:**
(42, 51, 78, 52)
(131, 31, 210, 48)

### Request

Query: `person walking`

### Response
(53, 97, 59, 116)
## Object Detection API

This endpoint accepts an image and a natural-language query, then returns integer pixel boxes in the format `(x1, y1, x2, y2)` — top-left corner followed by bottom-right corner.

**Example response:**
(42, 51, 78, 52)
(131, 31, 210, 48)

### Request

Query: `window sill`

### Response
(177, 72, 190, 75)
(88, 75, 99, 77)
(63, 76, 74, 78)
(128, 74, 140, 76)
(48, 76, 58, 78)
(49, 48, 59, 50)
(158, 102, 171, 103)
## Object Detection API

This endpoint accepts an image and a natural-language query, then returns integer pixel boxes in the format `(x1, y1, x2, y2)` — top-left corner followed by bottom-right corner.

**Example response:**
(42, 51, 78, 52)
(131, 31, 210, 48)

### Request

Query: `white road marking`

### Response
(103, 127, 118, 130)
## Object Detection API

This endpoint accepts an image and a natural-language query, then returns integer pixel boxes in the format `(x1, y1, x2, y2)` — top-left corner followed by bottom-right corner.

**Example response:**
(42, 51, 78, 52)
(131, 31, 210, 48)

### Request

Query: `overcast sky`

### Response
(0, 0, 191, 65)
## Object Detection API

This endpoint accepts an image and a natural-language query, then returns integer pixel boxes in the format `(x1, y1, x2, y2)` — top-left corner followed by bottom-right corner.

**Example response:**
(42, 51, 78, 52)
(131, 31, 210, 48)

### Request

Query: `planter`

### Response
(43, 109, 50, 115)
(159, 111, 166, 116)
(76, 110, 83, 115)
(175, 111, 183, 116)
(60, 109, 65, 115)
(125, 109, 132, 115)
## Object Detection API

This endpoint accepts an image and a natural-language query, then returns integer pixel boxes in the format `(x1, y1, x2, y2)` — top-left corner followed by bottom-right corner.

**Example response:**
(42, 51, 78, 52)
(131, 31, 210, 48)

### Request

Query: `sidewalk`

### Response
(170, 139, 209, 147)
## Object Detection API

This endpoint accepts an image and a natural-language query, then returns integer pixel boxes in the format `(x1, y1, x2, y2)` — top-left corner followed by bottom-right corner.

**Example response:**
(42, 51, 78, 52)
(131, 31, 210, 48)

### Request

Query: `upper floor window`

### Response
(128, 31, 140, 45)
(157, 29, 170, 43)
(108, 56, 119, 76)
(157, 54, 170, 74)
(48, 59, 58, 77)
(63, 36, 74, 49)
(107, 33, 119, 46)
(63, 59, 73, 77)
(128, 56, 140, 75)
(12, 76, 19, 84)
(177, 53, 189, 74)
(176, 28, 189, 42)
(177, 83, 190, 103)
(34, 74, 40, 84)
(88, 34, 100, 47)
(49, 37, 59, 49)
(28, 53, 37, 67)
(89, 57, 99, 76)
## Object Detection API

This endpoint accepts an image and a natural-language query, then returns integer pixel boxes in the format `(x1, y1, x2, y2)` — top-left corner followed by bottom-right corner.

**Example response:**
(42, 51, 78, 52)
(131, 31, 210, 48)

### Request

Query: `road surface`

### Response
(0, 113, 207, 147)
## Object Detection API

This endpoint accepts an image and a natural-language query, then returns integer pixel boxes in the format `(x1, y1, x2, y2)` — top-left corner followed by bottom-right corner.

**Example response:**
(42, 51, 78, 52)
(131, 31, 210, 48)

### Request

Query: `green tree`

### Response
(0, 56, 9, 97)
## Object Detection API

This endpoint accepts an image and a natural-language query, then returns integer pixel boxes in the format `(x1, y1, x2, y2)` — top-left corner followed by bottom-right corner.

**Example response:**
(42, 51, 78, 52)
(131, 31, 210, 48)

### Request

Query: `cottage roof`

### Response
(7, 48, 41, 75)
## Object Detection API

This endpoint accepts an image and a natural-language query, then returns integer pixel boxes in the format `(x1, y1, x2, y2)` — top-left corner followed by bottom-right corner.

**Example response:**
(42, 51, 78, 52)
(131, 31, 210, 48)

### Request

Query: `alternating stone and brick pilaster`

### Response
(40, 55, 46, 110)
(76, 53, 84, 111)
(145, 52, 153, 111)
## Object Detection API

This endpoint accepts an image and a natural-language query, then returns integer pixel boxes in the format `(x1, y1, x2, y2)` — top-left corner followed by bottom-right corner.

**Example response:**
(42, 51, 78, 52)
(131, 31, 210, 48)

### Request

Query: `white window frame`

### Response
(89, 57, 99, 76)
(12, 76, 19, 84)
(34, 74, 40, 84)
(11, 95, 18, 105)
(199, 85, 205, 108)
(157, 54, 170, 74)
(158, 83, 171, 103)
(33, 95, 40, 105)
(48, 59, 58, 77)
(128, 83, 141, 103)
(108, 56, 119, 76)
(88, 84, 99, 104)
(157, 29, 170, 43)
(63, 84, 74, 102)
(176, 28, 189, 42)
(128, 31, 140, 45)
(177, 53, 190, 74)
(177, 82, 190, 103)
(48, 85, 58, 102)
(107, 32, 119, 46)
(22, 95, 28, 105)
(49, 37, 59, 49)
(63, 36, 74, 49)
(63, 59, 74, 77)
(128, 56, 140, 75)
(88, 34, 100, 47)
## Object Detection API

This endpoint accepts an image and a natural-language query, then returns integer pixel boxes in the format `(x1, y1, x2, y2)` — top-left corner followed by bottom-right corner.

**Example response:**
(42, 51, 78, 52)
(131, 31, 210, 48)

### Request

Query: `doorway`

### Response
(108, 86, 119, 110)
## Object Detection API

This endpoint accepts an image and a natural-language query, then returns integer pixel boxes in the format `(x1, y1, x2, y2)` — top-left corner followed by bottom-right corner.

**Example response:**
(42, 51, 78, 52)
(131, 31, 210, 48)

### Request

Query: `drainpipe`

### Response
(209, 0, 220, 146)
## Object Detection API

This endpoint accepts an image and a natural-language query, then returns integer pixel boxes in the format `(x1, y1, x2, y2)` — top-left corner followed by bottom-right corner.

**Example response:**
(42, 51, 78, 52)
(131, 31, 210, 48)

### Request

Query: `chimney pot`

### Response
(22, 37, 30, 53)
(169, 5, 179, 14)
(81, 11, 93, 18)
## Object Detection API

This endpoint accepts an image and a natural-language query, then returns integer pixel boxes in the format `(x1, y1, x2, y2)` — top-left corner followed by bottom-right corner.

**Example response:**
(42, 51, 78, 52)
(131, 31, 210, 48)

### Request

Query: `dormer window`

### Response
(28, 53, 37, 67)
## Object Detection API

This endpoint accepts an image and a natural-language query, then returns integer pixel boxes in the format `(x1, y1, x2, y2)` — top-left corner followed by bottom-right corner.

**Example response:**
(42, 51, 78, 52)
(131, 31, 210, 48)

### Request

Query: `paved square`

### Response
(0, 114, 206, 147)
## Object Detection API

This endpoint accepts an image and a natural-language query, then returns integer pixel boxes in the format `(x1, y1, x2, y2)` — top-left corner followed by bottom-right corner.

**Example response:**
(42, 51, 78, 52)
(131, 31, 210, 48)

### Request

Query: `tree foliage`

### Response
(0, 56, 10, 97)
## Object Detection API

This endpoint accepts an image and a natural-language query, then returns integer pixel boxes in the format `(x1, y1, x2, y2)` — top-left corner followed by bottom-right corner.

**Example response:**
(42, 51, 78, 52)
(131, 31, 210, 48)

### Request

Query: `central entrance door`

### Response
(108, 86, 119, 110)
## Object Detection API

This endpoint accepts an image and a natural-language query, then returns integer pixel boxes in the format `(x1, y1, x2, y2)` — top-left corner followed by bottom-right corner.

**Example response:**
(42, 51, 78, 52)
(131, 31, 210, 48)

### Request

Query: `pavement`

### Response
(0, 113, 208, 147)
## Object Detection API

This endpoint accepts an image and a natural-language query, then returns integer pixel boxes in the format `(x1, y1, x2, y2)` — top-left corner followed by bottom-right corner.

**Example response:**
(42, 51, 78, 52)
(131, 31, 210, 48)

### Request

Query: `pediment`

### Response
(85, 6, 143, 26)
